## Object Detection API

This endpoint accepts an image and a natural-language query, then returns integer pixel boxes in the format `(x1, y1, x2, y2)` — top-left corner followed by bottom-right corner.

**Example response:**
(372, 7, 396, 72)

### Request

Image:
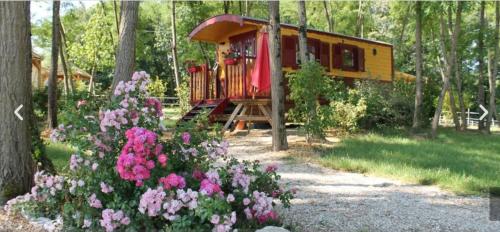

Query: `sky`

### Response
(31, 0, 98, 23)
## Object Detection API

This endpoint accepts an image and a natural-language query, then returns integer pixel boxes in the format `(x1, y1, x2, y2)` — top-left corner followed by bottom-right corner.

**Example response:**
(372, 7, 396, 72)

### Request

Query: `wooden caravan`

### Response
(184, 14, 395, 130)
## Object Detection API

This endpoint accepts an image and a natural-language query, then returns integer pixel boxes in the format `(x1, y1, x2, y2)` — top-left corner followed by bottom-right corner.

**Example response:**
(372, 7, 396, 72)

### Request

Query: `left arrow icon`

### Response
(15, 104, 23, 121)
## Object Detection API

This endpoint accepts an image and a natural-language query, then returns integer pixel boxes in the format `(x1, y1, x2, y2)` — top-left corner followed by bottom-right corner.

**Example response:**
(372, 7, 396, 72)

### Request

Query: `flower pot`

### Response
(224, 58, 239, 65)
(187, 66, 201, 73)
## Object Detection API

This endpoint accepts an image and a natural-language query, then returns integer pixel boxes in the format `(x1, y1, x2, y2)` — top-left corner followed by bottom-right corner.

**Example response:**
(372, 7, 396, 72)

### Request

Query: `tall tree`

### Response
(355, 0, 364, 38)
(59, 22, 74, 93)
(298, 0, 308, 64)
(322, 1, 333, 32)
(268, 1, 288, 151)
(477, 1, 486, 131)
(48, 0, 61, 129)
(412, 1, 423, 130)
(486, 1, 499, 133)
(431, 2, 463, 137)
(111, 1, 140, 93)
(0, 1, 34, 204)
(171, 0, 180, 89)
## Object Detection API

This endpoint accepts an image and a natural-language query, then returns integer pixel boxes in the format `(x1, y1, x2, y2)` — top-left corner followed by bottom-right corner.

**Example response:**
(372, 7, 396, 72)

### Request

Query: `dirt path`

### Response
(226, 130, 500, 232)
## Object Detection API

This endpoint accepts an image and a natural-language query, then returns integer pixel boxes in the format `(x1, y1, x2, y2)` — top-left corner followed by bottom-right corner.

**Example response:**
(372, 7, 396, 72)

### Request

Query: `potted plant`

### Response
(185, 60, 201, 73)
(223, 49, 240, 65)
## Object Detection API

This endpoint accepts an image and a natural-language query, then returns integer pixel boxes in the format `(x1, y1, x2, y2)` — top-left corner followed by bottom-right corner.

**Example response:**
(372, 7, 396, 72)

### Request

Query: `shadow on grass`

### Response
(46, 142, 75, 174)
(317, 128, 500, 195)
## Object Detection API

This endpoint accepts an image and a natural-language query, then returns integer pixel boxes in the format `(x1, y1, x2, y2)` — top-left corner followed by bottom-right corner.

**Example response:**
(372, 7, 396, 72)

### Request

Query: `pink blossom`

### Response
(181, 132, 191, 144)
(88, 193, 102, 208)
(159, 173, 186, 190)
(158, 154, 167, 167)
(116, 127, 160, 185)
(100, 182, 114, 194)
(145, 98, 163, 117)
(82, 219, 91, 228)
(199, 179, 222, 196)
(226, 194, 235, 203)
(77, 100, 87, 108)
(100, 209, 129, 232)
(211, 214, 220, 224)
(265, 163, 278, 173)
(192, 169, 206, 181)
(138, 187, 165, 217)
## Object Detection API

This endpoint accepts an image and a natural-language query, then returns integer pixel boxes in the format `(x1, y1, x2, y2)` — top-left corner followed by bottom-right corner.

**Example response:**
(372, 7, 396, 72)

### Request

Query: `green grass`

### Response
(316, 128, 500, 195)
(162, 106, 181, 128)
(46, 142, 75, 173)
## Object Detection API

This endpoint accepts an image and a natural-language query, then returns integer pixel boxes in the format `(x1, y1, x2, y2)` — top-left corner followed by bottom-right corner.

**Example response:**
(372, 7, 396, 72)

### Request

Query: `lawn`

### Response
(315, 128, 500, 195)
(46, 142, 74, 173)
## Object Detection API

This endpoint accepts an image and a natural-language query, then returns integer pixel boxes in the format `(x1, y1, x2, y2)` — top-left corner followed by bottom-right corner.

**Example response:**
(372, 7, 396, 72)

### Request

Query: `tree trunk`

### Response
(171, 0, 180, 89)
(111, 1, 140, 94)
(48, 0, 60, 129)
(431, 3, 462, 137)
(322, 1, 333, 32)
(486, 1, 499, 133)
(355, 0, 364, 38)
(297, 0, 308, 64)
(59, 22, 74, 93)
(455, 59, 467, 130)
(59, 34, 70, 96)
(113, 0, 120, 35)
(0, 1, 34, 204)
(223, 1, 230, 14)
(412, 1, 423, 130)
(268, 1, 288, 151)
(477, 1, 486, 131)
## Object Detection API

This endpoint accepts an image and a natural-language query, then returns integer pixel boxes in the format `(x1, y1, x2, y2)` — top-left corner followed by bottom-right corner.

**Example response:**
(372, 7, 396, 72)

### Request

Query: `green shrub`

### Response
(287, 61, 338, 142)
(348, 79, 414, 129)
(176, 78, 191, 115)
(330, 95, 367, 133)
(147, 76, 167, 98)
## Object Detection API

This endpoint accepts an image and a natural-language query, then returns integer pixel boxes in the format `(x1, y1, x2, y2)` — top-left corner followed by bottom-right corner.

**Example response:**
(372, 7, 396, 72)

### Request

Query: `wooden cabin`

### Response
(32, 51, 43, 89)
(184, 14, 407, 131)
(39, 64, 92, 88)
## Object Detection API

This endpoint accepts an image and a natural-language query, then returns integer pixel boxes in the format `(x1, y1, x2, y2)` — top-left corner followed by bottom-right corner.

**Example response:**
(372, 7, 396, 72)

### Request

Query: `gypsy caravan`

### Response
(184, 14, 406, 131)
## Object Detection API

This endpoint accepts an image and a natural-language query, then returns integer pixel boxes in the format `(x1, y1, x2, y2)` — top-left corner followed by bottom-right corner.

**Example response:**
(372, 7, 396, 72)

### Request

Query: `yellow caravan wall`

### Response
(214, 23, 393, 82)
(280, 27, 393, 81)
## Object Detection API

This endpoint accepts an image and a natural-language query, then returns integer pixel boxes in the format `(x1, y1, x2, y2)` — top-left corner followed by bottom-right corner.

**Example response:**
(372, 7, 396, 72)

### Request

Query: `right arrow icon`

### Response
(479, 104, 489, 121)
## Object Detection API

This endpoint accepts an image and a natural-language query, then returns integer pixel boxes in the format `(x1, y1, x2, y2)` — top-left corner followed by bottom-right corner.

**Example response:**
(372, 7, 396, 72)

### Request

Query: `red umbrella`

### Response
(251, 32, 271, 93)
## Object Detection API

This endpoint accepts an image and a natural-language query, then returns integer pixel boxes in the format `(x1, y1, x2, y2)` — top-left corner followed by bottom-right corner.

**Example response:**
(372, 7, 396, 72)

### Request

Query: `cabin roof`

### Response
(189, 14, 392, 47)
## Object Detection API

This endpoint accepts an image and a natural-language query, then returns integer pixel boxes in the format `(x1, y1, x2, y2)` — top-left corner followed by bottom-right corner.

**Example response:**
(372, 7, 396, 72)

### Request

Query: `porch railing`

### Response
(190, 64, 219, 103)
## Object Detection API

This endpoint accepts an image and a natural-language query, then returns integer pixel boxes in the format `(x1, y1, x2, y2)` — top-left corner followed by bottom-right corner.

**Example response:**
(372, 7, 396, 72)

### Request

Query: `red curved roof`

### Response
(189, 14, 392, 47)
(189, 14, 252, 42)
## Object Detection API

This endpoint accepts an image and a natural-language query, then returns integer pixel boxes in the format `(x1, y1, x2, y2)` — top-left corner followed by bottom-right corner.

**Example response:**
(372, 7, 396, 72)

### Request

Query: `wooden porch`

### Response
(185, 57, 272, 132)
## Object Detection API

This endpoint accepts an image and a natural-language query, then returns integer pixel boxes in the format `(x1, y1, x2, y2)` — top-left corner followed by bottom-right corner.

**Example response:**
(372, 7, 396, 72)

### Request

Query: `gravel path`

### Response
(226, 130, 500, 232)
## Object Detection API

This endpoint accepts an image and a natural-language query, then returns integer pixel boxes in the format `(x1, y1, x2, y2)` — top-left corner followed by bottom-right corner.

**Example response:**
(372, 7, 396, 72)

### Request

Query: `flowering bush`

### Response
(6, 71, 293, 231)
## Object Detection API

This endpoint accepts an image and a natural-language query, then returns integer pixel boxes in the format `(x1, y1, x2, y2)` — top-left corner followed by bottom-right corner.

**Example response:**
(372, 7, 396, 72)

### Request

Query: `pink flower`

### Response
(88, 193, 102, 208)
(243, 198, 251, 206)
(82, 219, 91, 228)
(210, 214, 220, 224)
(77, 100, 87, 108)
(226, 194, 235, 203)
(158, 154, 168, 167)
(138, 187, 165, 217)
(265, 163, 278, 173)
(199, 179, 222, 196)
(100, 182, 114, 194)
(181, 132, 191, 144)
(116, 127, 160, 186)
(192, 169, 206, 181)
(159, 173, 186, 190)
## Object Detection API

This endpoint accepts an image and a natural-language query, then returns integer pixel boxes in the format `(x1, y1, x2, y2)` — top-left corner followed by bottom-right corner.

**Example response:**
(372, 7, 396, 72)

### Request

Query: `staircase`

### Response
(179, 99, 229, 123)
